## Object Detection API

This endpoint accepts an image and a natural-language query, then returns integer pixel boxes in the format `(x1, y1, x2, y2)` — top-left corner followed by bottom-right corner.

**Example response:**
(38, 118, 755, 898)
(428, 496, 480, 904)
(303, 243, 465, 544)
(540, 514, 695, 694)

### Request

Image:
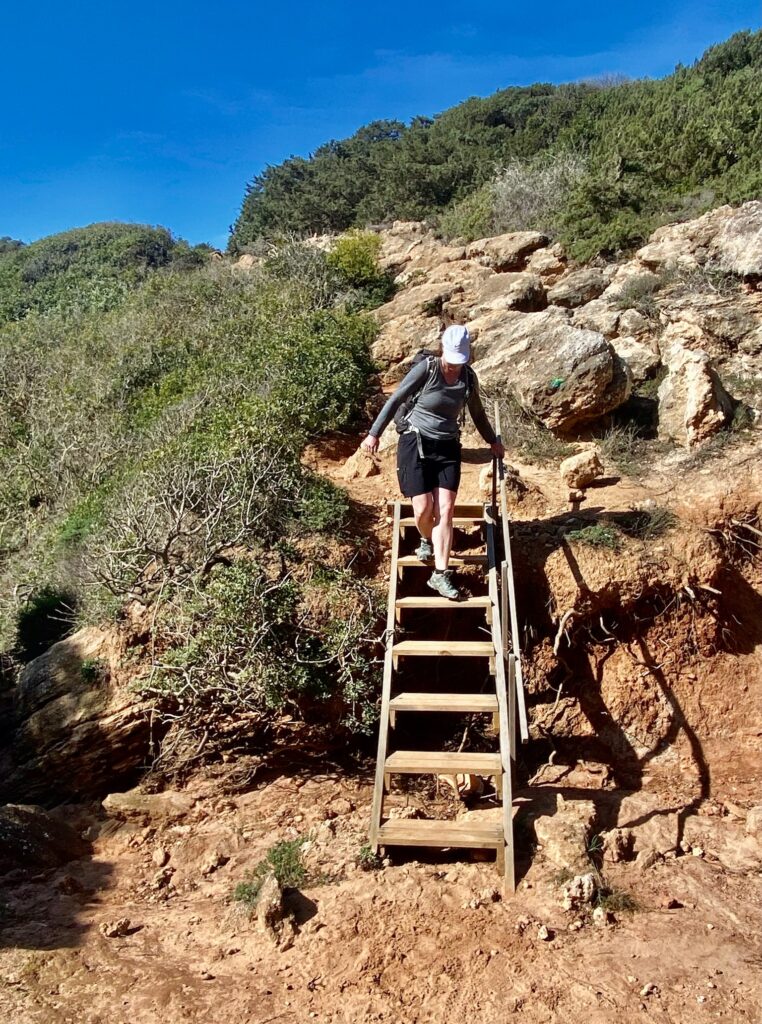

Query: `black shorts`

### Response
(396, 432, 462, 497)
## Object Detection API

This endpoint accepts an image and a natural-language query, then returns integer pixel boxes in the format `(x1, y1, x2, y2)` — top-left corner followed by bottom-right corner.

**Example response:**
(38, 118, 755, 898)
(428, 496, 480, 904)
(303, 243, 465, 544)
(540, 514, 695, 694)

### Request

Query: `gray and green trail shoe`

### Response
(415, 536, 434, 563)
(427, 569, 462, 601)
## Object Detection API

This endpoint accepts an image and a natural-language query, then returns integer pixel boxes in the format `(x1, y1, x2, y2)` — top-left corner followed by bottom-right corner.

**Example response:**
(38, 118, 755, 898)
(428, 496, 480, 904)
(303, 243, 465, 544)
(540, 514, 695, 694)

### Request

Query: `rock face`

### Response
(658, 328, 735, 447)
(473, 314, 632, 432)
(0, 804, 90, 874)
(0, 627, 155, 806)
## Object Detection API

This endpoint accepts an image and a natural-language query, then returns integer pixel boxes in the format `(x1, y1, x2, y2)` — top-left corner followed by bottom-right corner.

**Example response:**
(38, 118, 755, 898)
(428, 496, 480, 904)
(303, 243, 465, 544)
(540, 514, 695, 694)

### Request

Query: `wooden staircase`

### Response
(369, 436, 529, 891)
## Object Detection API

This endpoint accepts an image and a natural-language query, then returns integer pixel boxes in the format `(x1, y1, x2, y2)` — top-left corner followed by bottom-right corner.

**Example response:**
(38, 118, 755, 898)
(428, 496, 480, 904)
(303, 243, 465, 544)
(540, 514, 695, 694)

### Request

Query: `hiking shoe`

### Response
(415, 536, 434, 563)
(427, 569, 462, 601)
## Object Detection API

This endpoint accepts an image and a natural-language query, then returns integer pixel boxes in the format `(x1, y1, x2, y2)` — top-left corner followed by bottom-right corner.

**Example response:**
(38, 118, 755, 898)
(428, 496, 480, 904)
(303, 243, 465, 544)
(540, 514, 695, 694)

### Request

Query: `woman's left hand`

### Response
(490, 441, 505, 459)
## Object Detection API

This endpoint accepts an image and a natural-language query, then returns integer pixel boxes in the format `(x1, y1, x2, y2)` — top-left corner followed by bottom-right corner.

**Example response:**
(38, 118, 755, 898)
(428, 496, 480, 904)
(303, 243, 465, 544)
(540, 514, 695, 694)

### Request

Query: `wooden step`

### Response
(384, 750, 502, 775)
(399, 516, 482, 529)
(378, 818, 503, 850)
(390, 501, 485, 517)
(389, 692, 498, 728)
(397, 554, 487, 569)
(393, 639, 494, 657)
(394, 595, 492, 623)
(390, 692, 498, 713)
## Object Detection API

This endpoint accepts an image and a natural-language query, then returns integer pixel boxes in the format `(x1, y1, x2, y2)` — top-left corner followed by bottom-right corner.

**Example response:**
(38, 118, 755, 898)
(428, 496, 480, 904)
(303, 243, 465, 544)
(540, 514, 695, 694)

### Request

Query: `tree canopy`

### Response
(229, 31, 762, 260)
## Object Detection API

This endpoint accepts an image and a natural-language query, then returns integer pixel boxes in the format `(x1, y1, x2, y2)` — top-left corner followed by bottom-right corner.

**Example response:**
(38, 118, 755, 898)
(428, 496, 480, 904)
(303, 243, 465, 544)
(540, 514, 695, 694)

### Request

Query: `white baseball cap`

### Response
(441, 324, 471, 364)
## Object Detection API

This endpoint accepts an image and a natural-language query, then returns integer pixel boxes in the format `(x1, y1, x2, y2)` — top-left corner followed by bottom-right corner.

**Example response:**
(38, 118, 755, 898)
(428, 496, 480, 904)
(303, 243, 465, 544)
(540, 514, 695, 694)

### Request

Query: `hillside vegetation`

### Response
(0, 234, 387, 756)
(230, 30, 762, 260)
(0, 222, 211, 323)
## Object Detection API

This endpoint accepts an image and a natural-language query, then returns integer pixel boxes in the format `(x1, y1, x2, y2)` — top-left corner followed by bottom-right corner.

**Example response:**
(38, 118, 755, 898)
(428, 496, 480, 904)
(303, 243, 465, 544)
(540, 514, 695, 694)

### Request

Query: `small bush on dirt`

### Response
(233, 837, 307, 907)
(565, 524, 621, 550)
(595, 886, 639, 913)
(597, 422, 654, 477)
(621, 506, 678, 540)
(356, 844, 383, 871)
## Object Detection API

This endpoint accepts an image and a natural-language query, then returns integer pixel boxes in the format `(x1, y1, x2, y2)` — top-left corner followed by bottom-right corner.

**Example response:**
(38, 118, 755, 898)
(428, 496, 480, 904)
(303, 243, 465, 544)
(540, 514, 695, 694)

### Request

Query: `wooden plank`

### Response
(395, 594, 492, 625)
(389, 693, 498, 713)
(379, 819, 503, 849)
(399, 516, 482, 529)
(392, 639, 494, 657)
(508, 654, 517, 762)
(395, 595, 491, 609)
(369, 501, 402, 851)
(485, 509, 516, 893)
(385, 750, 501, 774)
(389, 501, 485, 517)
(396, 554, 487, 568)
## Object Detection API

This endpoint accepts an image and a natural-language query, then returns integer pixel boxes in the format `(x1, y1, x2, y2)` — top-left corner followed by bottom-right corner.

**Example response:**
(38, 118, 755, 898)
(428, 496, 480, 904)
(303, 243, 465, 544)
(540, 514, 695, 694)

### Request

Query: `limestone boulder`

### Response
(466, 231, 548, 272)
(532, 795, 595, 873)
(0, 803, 90, 875)
(559, 449, 604, 489)
(471, 311, 632, 432)
(101, 788, 197, 824)
(547, 268, 609, 308)
(526, 243, 567, 281)
(341, 448, 380, 480)
(658, 289, 761, 363)
(709, 200, 762, 277)
(0, 626, 155, 806)
(571, 298, 622, 338)
(611, 335, 662, 383)
(657, 326, 735, 447)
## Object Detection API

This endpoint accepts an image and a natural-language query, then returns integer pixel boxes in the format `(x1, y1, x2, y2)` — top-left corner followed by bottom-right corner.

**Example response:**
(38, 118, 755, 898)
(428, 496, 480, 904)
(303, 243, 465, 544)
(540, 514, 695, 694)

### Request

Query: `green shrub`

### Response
(438, 185, 493, 241)
(327, 230, 395, 308)
(233, 837, 307, 907)
(565, 523, 621, 550)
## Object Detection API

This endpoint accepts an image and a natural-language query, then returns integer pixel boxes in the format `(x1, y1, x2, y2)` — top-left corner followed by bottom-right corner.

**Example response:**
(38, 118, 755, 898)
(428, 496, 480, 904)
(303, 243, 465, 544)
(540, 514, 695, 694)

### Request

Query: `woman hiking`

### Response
(361, 324, 504, 600)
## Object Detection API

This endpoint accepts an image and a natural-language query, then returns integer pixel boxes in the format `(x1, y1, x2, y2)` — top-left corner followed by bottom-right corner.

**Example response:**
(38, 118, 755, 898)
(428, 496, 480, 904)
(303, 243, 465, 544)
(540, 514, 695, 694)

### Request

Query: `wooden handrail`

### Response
(492, 401, 529, 744)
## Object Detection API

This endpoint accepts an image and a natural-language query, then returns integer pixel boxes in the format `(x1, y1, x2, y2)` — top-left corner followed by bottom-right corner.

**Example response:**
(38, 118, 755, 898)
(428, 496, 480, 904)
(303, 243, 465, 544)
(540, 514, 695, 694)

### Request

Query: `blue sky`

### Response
(1, 1, 759, 248)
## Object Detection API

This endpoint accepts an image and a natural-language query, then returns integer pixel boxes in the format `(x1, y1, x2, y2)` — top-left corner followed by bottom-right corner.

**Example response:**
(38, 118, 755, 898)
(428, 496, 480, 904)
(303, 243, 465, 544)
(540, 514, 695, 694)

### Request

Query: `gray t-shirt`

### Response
(368, 358, 497, 443)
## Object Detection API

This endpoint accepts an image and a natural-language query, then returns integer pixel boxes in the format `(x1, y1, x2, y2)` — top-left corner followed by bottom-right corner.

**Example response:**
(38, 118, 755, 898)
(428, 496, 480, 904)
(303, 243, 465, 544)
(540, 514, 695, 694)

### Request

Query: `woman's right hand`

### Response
(361, 434, 379, 453)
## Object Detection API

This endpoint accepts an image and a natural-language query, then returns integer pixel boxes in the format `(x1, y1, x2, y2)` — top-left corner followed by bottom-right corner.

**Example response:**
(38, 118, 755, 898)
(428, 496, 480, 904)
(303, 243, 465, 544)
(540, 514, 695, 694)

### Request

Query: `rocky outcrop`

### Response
(367, 202, 761, 433)
(472, 312, 632, 432)
(0, 627, 155, 806)
(636, 201, 762, 278)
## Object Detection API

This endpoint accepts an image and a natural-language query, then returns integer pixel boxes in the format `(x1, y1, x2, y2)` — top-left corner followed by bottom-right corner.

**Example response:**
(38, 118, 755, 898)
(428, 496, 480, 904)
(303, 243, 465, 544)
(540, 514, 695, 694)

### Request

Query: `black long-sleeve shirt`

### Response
(369, 359, 497, 444)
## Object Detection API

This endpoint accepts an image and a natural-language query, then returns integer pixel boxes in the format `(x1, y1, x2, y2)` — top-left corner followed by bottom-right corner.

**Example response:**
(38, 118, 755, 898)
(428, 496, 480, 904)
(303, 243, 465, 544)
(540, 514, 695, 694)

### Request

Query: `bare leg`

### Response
(411, 491, 435, 540)
(432, 487, 457, 571)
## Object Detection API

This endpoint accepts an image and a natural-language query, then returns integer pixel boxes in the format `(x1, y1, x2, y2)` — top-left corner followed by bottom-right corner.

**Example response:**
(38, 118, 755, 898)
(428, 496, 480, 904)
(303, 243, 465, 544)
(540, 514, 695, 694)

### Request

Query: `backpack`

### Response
(393, 350, 475, 434)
